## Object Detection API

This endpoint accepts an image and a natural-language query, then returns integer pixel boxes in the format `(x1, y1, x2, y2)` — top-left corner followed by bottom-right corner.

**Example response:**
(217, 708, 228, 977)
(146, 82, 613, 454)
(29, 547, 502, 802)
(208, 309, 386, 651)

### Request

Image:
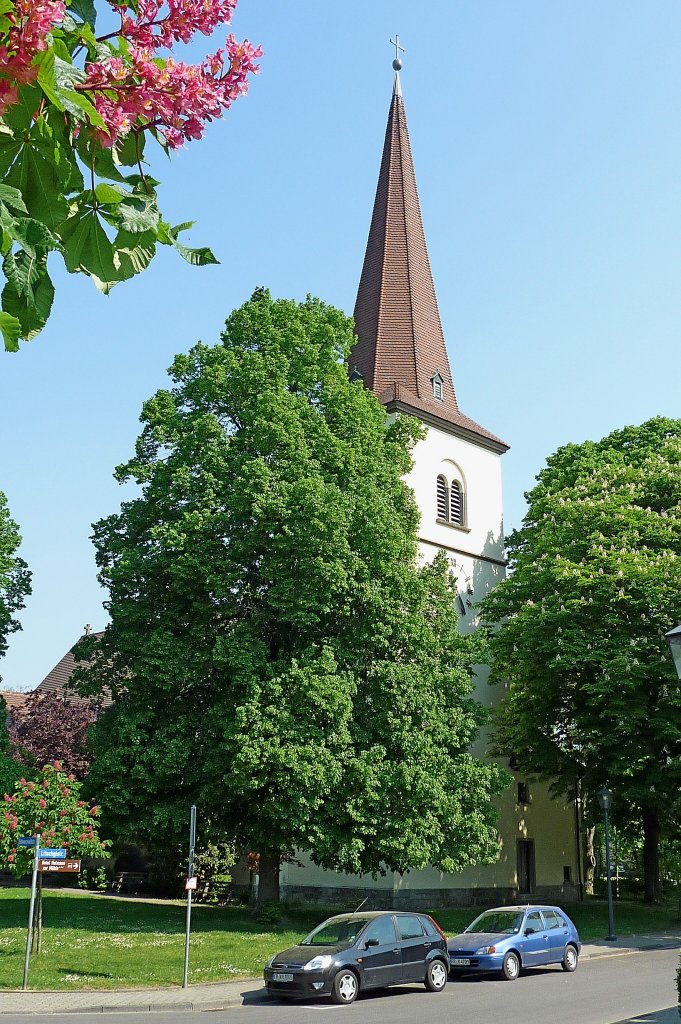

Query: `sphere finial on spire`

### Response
(390, 34, 405, 72)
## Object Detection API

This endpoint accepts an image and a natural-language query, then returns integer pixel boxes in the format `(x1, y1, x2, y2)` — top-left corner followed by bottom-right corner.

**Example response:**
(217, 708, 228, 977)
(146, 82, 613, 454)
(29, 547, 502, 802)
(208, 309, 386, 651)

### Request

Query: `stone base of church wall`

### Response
(280, 881, 581, 909)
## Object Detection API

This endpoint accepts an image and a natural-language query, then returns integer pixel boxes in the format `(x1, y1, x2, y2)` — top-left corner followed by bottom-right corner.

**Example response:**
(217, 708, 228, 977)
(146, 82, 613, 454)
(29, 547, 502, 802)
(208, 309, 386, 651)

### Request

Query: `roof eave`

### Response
(383, 396, 510, 455)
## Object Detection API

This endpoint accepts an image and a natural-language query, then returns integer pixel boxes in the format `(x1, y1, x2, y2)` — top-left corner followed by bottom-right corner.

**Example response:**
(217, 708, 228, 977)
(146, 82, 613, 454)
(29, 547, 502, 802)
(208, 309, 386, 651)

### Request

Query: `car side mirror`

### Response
(525, 927, 535, 936)
(365, 938, 380, 948)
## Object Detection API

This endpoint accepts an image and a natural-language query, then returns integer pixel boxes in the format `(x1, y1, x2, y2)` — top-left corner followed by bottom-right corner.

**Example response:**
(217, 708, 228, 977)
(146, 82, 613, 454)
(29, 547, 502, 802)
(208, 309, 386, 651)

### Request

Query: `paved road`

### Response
(1, 949, 678, 1024)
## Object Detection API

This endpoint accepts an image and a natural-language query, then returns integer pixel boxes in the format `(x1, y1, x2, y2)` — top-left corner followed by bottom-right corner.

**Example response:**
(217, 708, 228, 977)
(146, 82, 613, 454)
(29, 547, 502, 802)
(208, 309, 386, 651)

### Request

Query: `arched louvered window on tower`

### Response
(450, 480, 464, 526)
(436, 475, 448, 520)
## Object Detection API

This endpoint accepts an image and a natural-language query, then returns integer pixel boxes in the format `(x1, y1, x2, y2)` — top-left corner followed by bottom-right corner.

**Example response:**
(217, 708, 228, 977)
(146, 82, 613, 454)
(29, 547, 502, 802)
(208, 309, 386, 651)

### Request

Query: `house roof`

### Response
(0, 691, 29, 713)
(350, 70, 508, 453)
(35, 632, 107, 707)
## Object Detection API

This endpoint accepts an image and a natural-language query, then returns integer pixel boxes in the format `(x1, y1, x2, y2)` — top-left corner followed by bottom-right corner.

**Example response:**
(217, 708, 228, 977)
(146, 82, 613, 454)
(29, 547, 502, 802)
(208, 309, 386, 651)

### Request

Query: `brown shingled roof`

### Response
(36, 632, 107, 707)
(0, 691, 29, 713)
(350, 74, 508, 453)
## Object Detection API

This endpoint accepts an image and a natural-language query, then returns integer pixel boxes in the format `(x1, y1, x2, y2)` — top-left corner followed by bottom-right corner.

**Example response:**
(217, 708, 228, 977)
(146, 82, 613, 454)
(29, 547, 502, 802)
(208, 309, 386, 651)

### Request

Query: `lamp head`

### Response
(597, 786, 613, 812)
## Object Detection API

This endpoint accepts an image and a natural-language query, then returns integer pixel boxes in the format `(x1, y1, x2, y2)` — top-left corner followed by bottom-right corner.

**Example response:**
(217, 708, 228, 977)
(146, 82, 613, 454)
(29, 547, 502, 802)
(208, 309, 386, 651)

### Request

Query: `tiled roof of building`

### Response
(0, 691, 29, 712)
(36, 632, 107, 707)
(350, 72, 508, 453)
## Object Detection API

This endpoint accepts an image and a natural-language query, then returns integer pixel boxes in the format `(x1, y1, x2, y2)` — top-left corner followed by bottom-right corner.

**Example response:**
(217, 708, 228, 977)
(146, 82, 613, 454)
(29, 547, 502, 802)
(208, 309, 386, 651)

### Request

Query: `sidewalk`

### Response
(0, 933, 679, 1015)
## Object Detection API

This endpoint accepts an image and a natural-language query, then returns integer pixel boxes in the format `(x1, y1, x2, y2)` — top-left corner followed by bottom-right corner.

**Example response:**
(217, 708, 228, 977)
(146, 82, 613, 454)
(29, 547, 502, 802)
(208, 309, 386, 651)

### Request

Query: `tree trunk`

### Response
(257, 851, 281, 908)
(583, 826, 596, 895)
(31, 874, 43, 954)
(642, 806, 660, 904)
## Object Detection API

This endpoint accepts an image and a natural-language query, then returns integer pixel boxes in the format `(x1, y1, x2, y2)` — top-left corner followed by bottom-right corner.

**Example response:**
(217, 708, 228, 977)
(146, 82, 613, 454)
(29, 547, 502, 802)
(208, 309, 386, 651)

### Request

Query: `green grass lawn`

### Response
(0, 887, 679, 991)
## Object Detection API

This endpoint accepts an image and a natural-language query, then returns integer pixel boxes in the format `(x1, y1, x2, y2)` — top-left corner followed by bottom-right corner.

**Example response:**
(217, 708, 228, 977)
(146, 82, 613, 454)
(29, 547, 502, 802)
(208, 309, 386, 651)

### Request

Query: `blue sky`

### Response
(1, 1, 680, 689)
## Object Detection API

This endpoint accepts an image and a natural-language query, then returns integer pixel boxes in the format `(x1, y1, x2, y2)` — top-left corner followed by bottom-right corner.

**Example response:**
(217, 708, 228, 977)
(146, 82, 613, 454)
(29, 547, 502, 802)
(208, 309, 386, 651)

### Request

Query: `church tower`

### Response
(349, 50, 508, 627)
(281, 49, 579, 904)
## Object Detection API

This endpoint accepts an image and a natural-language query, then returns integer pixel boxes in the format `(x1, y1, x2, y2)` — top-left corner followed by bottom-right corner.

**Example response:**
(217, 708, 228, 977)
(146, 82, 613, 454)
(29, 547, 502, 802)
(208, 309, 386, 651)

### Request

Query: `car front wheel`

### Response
(424, 959, 448, 992)
(561, 945, 579, 973)
(501, 951, 521, 981)
(331, 969, 359, 1005)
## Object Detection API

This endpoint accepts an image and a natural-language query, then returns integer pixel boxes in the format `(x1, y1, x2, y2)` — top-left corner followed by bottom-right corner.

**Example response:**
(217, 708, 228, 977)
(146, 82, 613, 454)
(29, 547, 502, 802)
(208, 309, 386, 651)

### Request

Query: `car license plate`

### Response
(272, 972, 294, 982)
(451, 958, 470, 966)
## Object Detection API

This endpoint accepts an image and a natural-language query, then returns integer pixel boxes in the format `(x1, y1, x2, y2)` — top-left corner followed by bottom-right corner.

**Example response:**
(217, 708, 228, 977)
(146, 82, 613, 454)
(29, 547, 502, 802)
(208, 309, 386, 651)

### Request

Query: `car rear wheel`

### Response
(424, 959, 448, 992)
(501, 951, 521, 981)
(561, 945, 578, 973)
(331, 969, 359, 1005)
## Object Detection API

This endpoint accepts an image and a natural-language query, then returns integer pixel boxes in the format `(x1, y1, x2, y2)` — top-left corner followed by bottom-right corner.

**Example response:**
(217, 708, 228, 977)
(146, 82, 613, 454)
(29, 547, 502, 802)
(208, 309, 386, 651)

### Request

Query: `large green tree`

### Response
(0, 489, 30, 671)
(78, 289, 507, 902)
(480, 417, 681, 902)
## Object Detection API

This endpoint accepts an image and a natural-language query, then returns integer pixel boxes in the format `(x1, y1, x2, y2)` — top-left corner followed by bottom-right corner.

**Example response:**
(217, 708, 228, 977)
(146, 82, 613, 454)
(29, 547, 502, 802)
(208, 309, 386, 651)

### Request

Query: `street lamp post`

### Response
(665, 624, 681, 682)
(597, 786, 617, 942)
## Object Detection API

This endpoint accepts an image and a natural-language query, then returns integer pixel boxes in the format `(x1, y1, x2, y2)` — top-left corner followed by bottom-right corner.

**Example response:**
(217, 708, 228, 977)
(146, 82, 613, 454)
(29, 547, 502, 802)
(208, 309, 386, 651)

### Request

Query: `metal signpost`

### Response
(22, 834, 41, 991)
(182, 805, 197, 989)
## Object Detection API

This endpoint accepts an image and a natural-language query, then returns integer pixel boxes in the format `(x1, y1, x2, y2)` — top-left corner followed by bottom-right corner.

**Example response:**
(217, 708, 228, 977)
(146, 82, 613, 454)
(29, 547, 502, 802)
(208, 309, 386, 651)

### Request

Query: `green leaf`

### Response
(114, 132, 143, 168)
(158, 221, 219, 266)
(0, 311, 22, 351)
(95, 183, 127, 205)
(118, 198, 160, 233)
(68, 0, 96, 25)
(53, 54, 87, 91)
(113, 229, 156, 279)
(2, 212, 62, 257)
(0, 185, 27, 215)
(2, 252, 54, 340)
(76, 137, 128, 185)
(58, 88, 108, 130)
(2, 85, 42, 133)
(59, 208, 122, 292)
(5, 143, 69, 231)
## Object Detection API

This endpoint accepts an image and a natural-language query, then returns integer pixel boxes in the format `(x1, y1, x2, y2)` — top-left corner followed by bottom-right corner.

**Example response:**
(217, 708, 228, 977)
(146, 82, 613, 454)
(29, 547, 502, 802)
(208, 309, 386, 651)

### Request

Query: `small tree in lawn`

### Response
(0, 760, 108, 951)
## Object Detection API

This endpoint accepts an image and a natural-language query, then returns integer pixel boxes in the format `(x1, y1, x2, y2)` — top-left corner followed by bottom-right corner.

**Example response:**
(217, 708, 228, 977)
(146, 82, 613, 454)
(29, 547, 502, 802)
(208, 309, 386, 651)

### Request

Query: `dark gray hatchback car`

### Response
(264, 910, 450, 1005)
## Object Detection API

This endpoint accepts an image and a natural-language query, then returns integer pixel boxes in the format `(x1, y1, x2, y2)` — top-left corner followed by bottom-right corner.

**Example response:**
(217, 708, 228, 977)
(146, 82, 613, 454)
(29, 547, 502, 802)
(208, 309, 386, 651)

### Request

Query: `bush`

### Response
(257, 900, 283, 926)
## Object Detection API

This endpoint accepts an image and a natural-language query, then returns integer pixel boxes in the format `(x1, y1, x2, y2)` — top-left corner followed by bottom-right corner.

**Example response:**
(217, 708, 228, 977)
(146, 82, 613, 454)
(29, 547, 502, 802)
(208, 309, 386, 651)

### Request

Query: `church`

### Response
(276, 53, 580, 906)
(4, 53, 581, 908)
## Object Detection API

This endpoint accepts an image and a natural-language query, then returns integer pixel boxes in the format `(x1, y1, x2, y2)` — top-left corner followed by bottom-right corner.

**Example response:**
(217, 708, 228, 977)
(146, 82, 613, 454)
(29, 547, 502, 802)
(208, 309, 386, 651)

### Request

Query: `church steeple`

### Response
(350, 50, 507, 452)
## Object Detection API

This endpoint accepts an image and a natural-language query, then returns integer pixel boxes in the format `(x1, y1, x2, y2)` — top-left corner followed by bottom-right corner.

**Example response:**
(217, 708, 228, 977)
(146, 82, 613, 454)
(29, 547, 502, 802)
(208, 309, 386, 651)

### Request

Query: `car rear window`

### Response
(398, 915, 424, 940)
(543, 911, 560, 930)
(421, 917, 438, 937)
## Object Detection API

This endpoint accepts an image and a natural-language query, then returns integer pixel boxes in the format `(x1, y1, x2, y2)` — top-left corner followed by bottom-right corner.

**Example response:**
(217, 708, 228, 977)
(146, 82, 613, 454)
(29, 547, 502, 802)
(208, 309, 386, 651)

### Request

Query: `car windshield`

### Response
(465, 910, 524, 934)
(300, 916, 370, 947)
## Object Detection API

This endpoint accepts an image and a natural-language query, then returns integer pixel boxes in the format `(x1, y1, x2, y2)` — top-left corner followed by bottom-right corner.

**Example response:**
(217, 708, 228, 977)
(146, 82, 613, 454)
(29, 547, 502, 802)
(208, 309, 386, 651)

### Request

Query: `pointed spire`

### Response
(350, 53, 507, 451)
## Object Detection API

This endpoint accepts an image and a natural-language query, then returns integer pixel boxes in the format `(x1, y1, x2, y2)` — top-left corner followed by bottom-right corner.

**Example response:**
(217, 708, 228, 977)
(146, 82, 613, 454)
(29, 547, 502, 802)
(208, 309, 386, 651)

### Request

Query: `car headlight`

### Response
(303, 955, 334, 971)
(475, 945, 496, 954)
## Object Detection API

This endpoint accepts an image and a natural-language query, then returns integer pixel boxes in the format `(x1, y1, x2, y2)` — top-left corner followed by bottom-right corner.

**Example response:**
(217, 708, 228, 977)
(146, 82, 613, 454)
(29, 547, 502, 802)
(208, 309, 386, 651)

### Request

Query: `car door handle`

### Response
(424, 941, 431, 947)
(393, 948, 400, 954)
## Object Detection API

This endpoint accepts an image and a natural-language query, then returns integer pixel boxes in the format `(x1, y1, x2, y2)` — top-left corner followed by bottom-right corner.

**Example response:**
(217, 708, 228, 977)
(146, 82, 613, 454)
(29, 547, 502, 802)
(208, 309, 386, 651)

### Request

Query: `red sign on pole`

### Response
(185, 876, 198, 891)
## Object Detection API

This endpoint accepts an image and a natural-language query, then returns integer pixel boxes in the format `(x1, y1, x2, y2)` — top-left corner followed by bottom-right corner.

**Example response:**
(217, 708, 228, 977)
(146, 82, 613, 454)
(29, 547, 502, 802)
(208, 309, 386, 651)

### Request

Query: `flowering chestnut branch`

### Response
(0, 0, 261, 351)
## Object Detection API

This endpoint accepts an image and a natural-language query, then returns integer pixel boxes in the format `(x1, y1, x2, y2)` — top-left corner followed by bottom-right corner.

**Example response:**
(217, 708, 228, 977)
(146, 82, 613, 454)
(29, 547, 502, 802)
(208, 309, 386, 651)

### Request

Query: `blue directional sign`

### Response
(38, 848, 67, 860)
(17, 837, 36, 848)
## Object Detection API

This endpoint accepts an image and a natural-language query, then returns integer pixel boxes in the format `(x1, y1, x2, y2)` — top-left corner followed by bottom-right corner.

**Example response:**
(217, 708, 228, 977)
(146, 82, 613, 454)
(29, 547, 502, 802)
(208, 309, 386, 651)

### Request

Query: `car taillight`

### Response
(428, 916, 448, 942)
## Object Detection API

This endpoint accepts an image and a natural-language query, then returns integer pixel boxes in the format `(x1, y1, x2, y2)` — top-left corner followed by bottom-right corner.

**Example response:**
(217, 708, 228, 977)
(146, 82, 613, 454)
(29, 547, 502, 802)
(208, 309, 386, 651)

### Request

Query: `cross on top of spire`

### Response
(390, 34, 405, 71)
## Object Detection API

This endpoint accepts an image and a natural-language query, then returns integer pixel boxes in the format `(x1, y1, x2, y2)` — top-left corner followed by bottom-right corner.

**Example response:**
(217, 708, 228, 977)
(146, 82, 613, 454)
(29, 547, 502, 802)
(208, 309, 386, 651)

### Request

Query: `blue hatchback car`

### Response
(447, 905, 581, 981)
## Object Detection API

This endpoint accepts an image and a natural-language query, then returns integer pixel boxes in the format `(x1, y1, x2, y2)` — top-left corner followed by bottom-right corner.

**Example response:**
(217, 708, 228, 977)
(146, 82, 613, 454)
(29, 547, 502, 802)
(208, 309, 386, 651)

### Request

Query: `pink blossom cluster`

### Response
(0, 0, 66, 113)
(82, 31, 261, 148)
(115, 0, 239, 48)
